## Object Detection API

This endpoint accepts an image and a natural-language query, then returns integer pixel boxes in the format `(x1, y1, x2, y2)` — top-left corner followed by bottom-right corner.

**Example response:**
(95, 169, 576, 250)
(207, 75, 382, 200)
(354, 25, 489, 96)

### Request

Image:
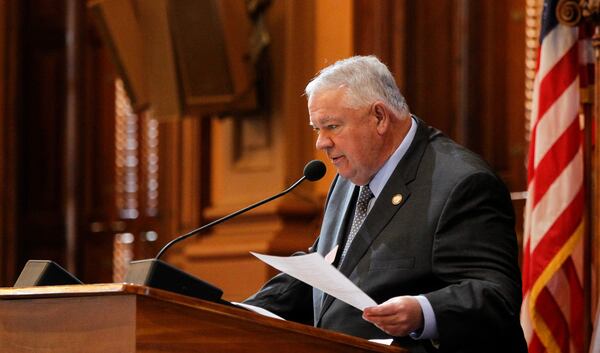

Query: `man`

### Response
(245, 56, 527, 353)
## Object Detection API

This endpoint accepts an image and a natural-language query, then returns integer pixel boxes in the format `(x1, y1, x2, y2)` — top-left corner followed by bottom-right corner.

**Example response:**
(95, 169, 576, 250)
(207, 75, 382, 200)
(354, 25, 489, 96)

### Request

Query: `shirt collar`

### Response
(367, 117, 417, 198)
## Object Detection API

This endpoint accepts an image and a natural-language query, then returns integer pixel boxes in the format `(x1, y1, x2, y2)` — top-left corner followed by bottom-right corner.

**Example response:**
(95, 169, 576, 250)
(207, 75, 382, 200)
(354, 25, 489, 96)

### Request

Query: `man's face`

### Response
(308, 87, 383, 185)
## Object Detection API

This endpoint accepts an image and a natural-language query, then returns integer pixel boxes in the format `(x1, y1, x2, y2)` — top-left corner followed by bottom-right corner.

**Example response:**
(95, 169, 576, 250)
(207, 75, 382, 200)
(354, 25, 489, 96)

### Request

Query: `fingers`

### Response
(362, 296, 424, 337)
(364, 297, 404, 316)
(371, 322, 409, 336)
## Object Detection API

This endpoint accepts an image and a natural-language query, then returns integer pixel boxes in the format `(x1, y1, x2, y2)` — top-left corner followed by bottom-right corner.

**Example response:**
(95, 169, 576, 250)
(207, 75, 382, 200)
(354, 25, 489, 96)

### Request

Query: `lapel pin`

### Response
(392, 194, 403, 205)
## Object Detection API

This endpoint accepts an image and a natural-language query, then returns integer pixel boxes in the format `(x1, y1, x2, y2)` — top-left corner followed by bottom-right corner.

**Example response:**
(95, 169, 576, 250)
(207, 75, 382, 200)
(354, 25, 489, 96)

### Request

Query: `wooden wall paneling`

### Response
(11, 1, 169, 284)
(80, 76, 165, 283)
(353, 0, 406, 91)
(179, 0, 324, 301)
(461, 1, 526, 191)
(0, 0, 19, 286)
(500, 0, 526, 190)
(503, 0, 527, 192)
(451, 0, 470, 146)
(389, 0, 407, 93)
(453, 0, 493, 164)
(593, 6, 600, 333)
(179, 118, 202, 234)
(355, 0, 458, 140)
(0, 0, 7, 285)
(156, 121, 182, 263)
(76, 18, 180, 282)
(278, 0, 323, 246)
(16, 0, 69, 271)
(354, 0, 526, 192)
(78, 27, 117, 283)
(155, 115, 210, 267)
(353, 0, 395, 64)
(64, 0, 85, 273)
(281, 0, 318, 185)
(351, 0, 526, 257)
(399, 1, 458, 136)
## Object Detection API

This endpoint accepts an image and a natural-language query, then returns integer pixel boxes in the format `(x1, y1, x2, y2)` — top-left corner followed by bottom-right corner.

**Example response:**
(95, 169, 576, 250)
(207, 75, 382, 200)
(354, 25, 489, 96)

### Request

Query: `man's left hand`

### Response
(362, 296, 423, 337)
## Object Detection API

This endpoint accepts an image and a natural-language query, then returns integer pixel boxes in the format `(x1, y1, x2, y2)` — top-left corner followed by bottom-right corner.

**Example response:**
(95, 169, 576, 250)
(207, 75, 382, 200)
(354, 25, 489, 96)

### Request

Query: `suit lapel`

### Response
(313, 177, 357, 320)
(337, 181, 411, 276)
(318, 181, 411, 321)
(315, 178, 357, 258)
(317, 118, 433, 323)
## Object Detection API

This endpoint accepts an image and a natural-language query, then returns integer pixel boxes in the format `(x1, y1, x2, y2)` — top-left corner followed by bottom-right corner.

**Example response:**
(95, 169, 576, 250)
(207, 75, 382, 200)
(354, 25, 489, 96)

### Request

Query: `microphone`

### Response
(155, 159, 326, 259)
(124, 160, 326, 302)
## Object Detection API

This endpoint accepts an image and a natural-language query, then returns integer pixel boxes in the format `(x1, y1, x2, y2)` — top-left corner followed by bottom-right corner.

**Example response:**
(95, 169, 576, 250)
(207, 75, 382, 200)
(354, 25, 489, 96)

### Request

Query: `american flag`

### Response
(520, 0, 593, 352)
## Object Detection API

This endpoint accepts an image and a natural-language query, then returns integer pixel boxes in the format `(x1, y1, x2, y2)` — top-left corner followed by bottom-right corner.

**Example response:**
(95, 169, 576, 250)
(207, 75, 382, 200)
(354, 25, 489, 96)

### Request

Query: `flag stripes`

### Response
(531, 119, 580, 206)
(532, 79, 579, 170)
(529, 150, 583, 256)
(521, 0, 586, 352)
(536, 44, 578, 127)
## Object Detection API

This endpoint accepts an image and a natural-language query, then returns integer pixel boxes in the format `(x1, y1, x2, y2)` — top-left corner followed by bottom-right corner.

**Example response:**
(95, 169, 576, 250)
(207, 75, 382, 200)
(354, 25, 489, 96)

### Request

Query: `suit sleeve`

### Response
(243, 245, 317, 325)
(243, 268, 314, 324)
(424, 172, 525, 351)
(243, 175, 341, 325)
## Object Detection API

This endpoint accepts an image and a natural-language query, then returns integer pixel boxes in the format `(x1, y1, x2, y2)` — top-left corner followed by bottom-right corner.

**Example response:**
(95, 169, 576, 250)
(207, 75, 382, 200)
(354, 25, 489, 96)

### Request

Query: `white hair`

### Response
(305, 55, 409, 114)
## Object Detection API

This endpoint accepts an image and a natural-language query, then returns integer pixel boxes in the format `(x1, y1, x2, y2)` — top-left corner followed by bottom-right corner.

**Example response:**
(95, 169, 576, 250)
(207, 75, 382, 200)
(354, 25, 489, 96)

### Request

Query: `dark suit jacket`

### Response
(245, 119, 527, 353)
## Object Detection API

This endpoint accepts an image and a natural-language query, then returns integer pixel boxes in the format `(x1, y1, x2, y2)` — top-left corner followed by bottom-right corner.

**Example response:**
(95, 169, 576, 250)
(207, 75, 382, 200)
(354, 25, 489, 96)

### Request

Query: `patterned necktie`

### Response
(339, 184, 374, 264)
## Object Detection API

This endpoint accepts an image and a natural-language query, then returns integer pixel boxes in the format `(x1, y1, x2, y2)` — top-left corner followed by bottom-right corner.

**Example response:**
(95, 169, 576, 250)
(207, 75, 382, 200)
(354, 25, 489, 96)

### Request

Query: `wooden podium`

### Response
(0, 284, 406, 353)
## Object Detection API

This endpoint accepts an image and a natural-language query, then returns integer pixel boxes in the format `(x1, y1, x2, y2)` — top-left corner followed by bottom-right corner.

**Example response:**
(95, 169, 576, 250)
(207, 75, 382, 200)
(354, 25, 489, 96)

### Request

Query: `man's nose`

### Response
(315, 133, 333, 150)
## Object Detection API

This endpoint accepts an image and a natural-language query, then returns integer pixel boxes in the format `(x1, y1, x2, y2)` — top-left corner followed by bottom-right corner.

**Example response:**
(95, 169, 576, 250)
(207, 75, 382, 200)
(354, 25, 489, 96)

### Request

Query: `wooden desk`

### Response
(0, 284, 406, 353)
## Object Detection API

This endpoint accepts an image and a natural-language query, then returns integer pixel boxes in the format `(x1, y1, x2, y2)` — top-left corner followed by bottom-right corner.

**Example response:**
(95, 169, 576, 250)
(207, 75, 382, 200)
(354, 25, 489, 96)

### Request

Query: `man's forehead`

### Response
(309, 115, 338, 127)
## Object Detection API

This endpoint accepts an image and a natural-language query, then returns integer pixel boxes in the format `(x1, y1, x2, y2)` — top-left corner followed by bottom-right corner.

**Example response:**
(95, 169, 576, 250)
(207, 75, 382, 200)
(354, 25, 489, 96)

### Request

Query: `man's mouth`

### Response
(331, 155, 344, 164)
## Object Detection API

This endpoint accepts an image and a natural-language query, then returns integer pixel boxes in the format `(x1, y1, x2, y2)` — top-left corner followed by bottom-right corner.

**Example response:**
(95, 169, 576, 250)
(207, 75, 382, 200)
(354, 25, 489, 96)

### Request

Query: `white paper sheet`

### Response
(368, 339, 393, 345)
(231, 302, 285, 320)
(251, 252, 377, 311)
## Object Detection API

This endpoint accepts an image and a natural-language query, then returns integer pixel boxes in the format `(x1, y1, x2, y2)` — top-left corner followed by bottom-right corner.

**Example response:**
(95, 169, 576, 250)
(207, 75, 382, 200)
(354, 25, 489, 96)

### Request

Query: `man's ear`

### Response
(373, 101, 389, 134)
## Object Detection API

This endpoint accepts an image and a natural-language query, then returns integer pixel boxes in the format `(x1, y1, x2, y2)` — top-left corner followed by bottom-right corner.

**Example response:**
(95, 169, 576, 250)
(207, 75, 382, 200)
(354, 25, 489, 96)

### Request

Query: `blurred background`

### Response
(0, 0, 528, 301)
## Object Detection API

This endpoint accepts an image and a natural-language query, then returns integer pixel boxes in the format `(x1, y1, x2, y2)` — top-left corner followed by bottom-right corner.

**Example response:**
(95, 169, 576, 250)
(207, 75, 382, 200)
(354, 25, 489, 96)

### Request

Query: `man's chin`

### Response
(336, 170, 349, 180)
(342, 172, 371, 186)
(337, 169, 358, 183)
(335, 164, 366, 184)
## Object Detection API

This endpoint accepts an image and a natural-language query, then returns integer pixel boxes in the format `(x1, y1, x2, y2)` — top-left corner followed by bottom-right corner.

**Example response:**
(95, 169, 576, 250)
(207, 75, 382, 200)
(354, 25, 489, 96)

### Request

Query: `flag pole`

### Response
(590, 19, 600, 353)
(582, 81, 594, 353)
(576, 17, 594, 353)
(586, 13, 600, 353)
(584, 20, 599, 352)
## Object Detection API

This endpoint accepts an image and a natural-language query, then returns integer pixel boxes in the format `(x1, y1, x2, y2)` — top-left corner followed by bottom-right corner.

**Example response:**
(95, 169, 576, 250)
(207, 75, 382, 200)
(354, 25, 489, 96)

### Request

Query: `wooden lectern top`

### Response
(0, 283, 407, 353)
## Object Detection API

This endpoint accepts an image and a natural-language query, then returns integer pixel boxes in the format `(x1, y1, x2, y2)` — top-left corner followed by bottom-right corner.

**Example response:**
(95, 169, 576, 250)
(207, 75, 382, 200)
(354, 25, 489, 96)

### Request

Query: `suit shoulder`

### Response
(431, 134, 493, 171)
(423, 131, 503, 189)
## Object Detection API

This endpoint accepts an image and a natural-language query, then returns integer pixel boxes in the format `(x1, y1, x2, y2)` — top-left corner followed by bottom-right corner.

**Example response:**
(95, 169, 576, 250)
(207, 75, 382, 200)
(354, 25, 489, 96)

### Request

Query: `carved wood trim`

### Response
(525, 0, 542, 140)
